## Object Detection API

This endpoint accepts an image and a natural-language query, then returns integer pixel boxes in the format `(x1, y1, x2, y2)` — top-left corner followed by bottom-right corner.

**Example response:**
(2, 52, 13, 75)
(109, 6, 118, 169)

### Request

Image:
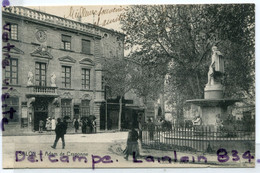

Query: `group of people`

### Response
(39, 117, 56, 133)
(73, 118, 97, 134)
(50, 117, 97, 149)
(38, 116, 97, 134)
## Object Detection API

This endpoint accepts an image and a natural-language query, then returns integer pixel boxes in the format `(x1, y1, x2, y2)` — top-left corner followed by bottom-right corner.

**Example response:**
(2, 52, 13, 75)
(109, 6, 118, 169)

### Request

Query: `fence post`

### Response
(173, 125, 175, 149)
(184, 127, 187, 151)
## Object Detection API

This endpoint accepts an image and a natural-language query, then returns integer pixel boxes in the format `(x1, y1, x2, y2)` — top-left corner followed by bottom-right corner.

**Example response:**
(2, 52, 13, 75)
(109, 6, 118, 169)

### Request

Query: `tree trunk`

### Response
(118, 96, 123, 130)
(196, 71, 203, 99)
(160, 87, 165, 118)
(188, 76, 198, 98)
(142, 96, 147, 118)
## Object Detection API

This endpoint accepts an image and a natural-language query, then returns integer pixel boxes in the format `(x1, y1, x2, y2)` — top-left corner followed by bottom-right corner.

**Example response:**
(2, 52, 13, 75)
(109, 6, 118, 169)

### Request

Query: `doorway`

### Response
(34, 112, 48, 131)
(33, 98, 49, 131)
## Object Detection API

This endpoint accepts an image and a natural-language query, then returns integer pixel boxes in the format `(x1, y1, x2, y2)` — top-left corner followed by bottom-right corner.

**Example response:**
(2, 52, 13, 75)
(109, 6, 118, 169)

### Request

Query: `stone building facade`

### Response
(2, 6, 124, 132)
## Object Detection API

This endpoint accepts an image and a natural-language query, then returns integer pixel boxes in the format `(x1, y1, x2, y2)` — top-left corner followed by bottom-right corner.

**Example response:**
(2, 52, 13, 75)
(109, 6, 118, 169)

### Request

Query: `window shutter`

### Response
(62, 35, 71, 42)
(82, 40, 91, 54)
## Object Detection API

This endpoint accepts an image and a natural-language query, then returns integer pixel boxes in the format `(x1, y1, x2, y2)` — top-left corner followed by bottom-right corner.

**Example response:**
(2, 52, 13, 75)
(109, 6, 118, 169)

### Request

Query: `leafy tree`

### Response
(130, 61, 165, 103)
(102, 58, 135, 130)
(121, 4, 255, 120)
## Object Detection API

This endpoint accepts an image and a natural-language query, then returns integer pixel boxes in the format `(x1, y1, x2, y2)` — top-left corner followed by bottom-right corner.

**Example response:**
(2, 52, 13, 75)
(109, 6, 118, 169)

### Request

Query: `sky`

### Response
(28, 6, 127, 32)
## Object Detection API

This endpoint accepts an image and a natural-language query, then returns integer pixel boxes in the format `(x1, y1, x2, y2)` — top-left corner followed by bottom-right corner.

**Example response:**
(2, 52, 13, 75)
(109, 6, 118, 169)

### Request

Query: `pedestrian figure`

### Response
(39, 119, 44, 133)
(87, 118, 93, 133)
(63, 118, 68, 132)
(123, 125, 140, 160)
(92, 118, 97, 133)
(74, 118, 79, 133)
(45, 117, 52, 131)
(51, 117, 56, 131)
(147, 118, 155, 140)
(51, 118, 67, 149)
(82, 119, 87, 134)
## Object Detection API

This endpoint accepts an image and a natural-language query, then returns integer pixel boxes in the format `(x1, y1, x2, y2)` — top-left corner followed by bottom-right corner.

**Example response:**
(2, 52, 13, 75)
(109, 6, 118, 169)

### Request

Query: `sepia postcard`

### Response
(1, 4, 255, 169)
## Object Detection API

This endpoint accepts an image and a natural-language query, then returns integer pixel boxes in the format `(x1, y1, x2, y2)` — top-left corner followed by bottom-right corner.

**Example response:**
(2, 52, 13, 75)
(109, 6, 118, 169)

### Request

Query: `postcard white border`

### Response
(0, 0, 259, 173)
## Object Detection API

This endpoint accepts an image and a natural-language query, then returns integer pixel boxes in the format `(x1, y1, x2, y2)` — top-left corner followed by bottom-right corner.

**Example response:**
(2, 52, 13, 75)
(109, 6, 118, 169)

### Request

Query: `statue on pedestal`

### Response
(51, 73, 56, 87)
(27, 71, 34, 86)
(207, 46, 224, 86)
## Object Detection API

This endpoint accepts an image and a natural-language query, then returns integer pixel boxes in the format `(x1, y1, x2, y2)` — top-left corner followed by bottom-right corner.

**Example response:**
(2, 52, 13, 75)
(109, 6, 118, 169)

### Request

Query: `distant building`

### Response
(2, 6, 125, 132)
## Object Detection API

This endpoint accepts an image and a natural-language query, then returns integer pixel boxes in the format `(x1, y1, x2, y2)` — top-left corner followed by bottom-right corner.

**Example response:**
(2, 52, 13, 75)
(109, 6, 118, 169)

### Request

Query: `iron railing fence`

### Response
(141, 125, 255, 152)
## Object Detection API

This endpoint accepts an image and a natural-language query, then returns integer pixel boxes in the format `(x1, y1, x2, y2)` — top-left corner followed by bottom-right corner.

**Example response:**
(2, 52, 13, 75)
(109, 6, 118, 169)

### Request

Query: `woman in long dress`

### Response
(45, 117, 52, 131)
(51, 118, 56, 131)
(123, 126, 140, 160)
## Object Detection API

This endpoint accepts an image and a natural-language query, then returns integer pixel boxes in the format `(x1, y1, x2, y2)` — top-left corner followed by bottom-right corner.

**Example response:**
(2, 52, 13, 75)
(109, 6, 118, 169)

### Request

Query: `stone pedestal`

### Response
(187, 81, 237, 127)
(186, 99, 238, 126)
(204, 84, 224, 99)
(200, 105, 227, 126)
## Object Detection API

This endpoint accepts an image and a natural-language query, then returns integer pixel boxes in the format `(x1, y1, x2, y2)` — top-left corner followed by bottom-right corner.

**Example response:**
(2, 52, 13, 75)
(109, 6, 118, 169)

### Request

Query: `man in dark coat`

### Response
(82, 119, 87, 134)
(74, 119, 79, 133)
(39, 119, 44, 133)
(51, 118, 67, 149)
(147, 118, 155, 140)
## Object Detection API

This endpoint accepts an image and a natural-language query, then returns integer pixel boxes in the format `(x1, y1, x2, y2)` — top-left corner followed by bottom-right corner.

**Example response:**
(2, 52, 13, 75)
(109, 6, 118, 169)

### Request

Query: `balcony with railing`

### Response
(2, 6, 101, 36)
(26, 86, 58, 97)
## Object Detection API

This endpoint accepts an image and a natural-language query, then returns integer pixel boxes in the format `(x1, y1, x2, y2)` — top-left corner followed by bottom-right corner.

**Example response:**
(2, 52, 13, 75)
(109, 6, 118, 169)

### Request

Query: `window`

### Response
(35, 62, 46, 86)
(81, 100, 90, 117)
(62, 66, 71, 88)
(61, 99, 71, 118)
(4, 97, 19, 122)
(62, 35, 71, 50)
(5, 59, 18, 85)
(82, 39, 91, 54)
(101, 75, 105, 90)
(10, 24, 18, 40)
(82, 69, 90, 89)
(101, 75, 105, 98)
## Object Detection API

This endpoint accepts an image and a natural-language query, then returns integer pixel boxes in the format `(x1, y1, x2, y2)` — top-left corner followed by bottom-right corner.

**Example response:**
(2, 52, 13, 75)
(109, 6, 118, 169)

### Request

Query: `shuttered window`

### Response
(61, 99, 72, 118)
(82, 39, 91, 54)
(82, 69, 90, 89)
(10, 24, 18, 40)
(5, 59, 18, 85)
(81, 100, 90, 117)
(62, 35, 71, 50)
(3, 97, 19, 122)
(35, 62, 46, 86)
(62, 66, 71, 88)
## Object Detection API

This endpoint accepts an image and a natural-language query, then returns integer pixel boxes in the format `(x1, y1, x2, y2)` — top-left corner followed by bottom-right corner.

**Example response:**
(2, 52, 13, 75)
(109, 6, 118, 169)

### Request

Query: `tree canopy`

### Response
(102, 57, 138, 130)
(103, 58, 133, 98)
(121, 4, 255, 108)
